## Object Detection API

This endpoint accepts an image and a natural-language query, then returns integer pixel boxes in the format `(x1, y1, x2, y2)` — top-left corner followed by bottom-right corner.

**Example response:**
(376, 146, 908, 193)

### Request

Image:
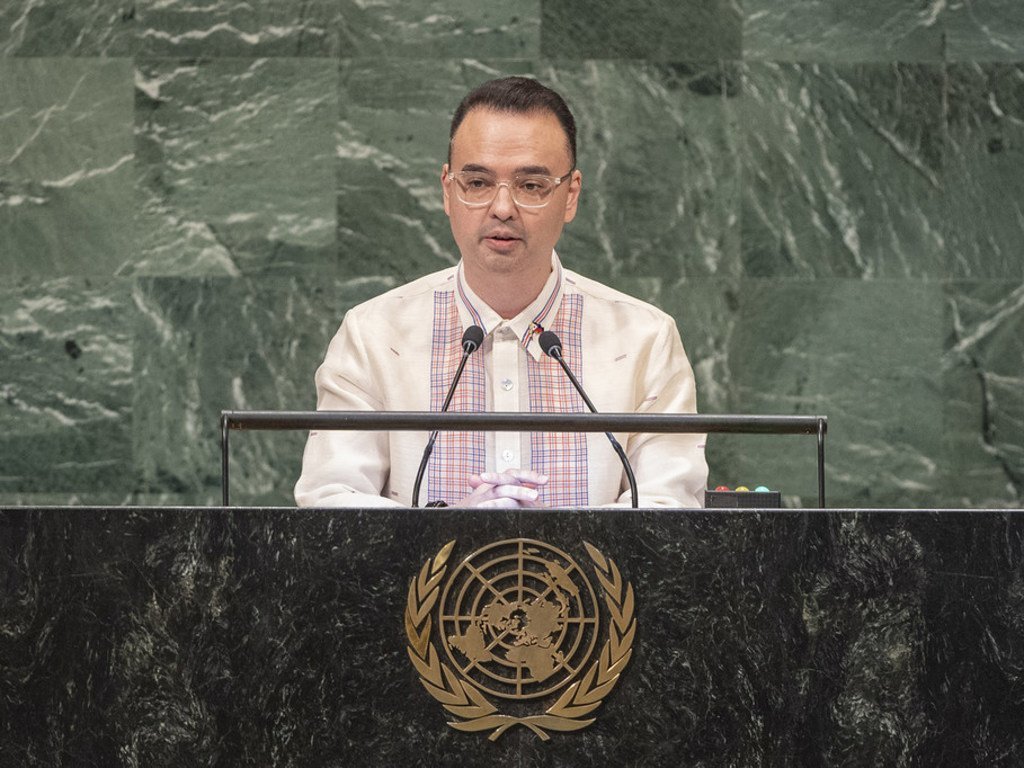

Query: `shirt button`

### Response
(501, 378, 513, 391)
(502, 449, 514, 463)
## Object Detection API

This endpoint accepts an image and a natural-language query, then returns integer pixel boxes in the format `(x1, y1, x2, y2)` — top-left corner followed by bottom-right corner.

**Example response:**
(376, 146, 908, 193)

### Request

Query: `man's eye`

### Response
(464, 176, 493, 189)
(519, 179, 547, 193)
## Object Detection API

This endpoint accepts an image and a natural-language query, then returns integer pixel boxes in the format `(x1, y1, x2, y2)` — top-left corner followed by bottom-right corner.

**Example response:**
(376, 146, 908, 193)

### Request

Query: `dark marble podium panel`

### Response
(2, 507, 1023, 766)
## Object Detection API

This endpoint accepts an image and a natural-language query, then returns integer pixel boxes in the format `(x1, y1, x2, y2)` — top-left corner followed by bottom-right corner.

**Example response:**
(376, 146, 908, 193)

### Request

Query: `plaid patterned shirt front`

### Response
(428, 291, 487, 504)
(428, 283, 589, 507)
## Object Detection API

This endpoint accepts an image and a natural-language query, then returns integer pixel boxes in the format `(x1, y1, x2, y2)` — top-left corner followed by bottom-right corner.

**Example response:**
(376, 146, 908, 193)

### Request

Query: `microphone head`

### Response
(538, 330, 562, 358)
(461, 324, 484, 354)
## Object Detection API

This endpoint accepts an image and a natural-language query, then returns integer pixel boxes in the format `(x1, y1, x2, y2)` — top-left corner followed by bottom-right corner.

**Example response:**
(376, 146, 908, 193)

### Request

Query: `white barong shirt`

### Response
(295, 253, 708, 508)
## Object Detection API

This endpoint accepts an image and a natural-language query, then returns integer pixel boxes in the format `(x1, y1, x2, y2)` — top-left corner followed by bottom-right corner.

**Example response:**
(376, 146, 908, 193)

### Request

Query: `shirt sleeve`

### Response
(616, 315, 708, 508)
(293, 310, 403, 508)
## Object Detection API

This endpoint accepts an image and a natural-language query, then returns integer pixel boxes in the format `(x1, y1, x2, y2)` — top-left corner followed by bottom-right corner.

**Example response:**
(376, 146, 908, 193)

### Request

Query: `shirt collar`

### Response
(455, 251, 566, 361)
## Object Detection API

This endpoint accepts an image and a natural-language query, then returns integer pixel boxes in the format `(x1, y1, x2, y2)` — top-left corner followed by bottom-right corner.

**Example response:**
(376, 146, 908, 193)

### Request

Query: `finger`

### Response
(459, 476, 543, 507)
(510, 469, 549, 486)
(457, 481, 517, 507)
(478, 469, 550, 487)
(488, 484, 540, 503)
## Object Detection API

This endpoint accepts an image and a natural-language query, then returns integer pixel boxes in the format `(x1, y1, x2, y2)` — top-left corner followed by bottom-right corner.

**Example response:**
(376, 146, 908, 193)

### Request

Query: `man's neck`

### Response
(464, 264, 551, 320)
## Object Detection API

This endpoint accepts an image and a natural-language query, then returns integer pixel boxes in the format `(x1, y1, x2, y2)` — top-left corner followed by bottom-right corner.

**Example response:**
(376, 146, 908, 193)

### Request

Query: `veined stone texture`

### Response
(133, 58, 338, 277)
(0, 58, 134, 278)
(0, 277, 133, 494)
(5, 508, 1024, 764)
(0, 0, 1023, 507)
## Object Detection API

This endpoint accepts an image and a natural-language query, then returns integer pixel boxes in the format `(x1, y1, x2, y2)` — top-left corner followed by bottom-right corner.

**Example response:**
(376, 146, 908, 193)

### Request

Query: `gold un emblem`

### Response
(404, 538, 636, 741)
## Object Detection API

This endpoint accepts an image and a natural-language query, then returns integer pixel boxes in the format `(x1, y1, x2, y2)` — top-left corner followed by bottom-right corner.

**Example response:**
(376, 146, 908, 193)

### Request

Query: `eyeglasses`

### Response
(446, 170, 573, 208)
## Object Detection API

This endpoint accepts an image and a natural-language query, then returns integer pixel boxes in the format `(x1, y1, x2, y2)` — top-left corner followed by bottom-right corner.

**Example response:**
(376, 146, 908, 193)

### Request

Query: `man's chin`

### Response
(477, 252, 521, 273)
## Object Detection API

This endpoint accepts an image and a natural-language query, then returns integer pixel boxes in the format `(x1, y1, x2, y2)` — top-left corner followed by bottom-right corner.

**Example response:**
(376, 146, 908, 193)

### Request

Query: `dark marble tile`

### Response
(135, 0, 339, 57)
(0, 58, 134, 278)
(742, 0, 1024, 63)
(336, 59, 481, 282)
(943, 281, 1024, 508)
(132, 276, 396, 505)
(944, 0, 1024, 61)
(337, 0, 540, 58)
(337, 59, 740, 283)
(666, 279, 946, 508)
(743, 0, 944, 62)
(943, 64, 1024, 279)
(0, 0, 136, 56)
(553, 62, 741, 282)
(541, 0, 741, 60)
(661, 277, 740, 417)
(740, 63, 946, 279)
(0, 278, 134, 498)
(4, 508, 1024, 764)
(133, 58, 337, 277)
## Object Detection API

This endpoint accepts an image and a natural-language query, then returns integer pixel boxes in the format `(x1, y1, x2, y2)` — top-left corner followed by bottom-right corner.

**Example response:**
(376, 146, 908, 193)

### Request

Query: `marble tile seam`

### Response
(7, 55, 1023, 74)
(6, 55, 1018, 72)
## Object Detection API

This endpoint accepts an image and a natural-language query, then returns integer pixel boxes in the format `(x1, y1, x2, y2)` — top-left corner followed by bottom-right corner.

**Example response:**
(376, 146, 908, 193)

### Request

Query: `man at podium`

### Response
(295, 77, 708, 509)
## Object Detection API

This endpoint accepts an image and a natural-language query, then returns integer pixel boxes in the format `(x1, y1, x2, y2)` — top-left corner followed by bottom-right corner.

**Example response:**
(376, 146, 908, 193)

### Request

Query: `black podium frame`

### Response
(219, 411, 829, 507)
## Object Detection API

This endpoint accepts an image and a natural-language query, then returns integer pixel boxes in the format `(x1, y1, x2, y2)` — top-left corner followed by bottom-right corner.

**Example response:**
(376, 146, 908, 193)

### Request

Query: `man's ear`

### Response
(563, 169, 582, 223)
(441, 164, 451, 217)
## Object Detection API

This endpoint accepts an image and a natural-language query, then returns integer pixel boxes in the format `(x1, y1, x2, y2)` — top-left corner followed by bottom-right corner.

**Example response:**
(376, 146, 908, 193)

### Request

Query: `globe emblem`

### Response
(439, 539, 601, 700)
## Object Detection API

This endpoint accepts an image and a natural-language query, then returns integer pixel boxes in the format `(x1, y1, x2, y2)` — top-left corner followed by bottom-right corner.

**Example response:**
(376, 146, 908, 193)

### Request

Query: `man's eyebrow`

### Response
(457, 163, 554, 175)
(516, 165, 552, 175)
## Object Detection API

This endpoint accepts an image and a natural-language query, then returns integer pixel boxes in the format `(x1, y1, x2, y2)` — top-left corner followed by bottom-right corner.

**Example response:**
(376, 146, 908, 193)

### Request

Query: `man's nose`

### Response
(489, 182, 518, 218)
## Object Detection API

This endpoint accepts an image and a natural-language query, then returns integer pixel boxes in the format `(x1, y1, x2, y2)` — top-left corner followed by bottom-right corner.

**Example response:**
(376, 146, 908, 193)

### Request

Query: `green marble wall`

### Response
(1, 1, 1022, 508)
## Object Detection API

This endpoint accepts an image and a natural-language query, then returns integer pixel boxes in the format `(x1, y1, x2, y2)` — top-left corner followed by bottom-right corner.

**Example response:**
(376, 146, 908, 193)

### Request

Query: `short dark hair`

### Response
(448, 76, 577, 169)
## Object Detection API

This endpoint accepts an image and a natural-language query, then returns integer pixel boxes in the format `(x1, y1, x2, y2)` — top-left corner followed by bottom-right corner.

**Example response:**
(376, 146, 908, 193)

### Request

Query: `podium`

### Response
(3, 506, 1023, 765)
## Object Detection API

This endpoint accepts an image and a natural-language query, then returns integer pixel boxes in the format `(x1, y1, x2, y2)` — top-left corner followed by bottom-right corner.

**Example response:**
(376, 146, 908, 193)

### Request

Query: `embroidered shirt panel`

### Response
(428, 291, 486, 504)
(528, 292, 589, 508)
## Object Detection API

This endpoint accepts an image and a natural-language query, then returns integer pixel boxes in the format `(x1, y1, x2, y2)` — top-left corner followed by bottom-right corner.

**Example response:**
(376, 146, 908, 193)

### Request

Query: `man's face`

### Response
(442, 108, 581, 281)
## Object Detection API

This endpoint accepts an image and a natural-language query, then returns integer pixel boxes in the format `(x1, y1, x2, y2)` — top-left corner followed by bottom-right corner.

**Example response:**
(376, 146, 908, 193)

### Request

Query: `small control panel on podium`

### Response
(705, 485, 782, 508)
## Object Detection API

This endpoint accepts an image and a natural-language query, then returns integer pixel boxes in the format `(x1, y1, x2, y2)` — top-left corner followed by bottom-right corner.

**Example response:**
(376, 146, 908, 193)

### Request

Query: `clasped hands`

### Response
(456, 469, 548, 508)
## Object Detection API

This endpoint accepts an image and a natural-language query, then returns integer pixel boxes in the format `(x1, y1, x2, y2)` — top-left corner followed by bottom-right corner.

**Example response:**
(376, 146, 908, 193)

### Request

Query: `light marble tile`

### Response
(945, 0, 1024, 61)
(136, 0, 339, 57)
(743, 0, 944, 62)
(0, 58, 134, 278)
(943, 280, 1024, 507)
(133, 58, 338, 277)
(0, 277, 134, 498)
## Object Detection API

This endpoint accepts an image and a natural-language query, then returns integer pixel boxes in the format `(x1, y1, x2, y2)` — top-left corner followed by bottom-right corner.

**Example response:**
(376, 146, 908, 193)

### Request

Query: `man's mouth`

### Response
(482, 231, 522, 251)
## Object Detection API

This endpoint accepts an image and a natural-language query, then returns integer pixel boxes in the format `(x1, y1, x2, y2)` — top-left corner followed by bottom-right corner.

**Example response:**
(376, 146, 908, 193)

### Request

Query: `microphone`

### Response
(411, 325, 485, 507)
(539, 330, 638, 508)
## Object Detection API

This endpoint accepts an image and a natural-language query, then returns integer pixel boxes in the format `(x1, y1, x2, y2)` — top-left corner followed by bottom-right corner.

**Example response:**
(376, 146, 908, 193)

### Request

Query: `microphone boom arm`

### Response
(411, 325, 484, 507)
(544, 338, 639, 509)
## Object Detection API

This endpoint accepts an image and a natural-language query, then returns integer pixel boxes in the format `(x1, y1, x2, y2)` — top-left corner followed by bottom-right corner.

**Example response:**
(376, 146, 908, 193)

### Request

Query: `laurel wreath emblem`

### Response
(404, 539, 636, 741)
